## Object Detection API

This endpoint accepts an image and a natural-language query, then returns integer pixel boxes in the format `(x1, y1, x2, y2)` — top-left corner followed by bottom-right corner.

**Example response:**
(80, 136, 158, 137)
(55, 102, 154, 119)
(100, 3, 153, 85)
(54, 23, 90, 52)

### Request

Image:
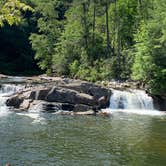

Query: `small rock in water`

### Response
(6, 163, 11, 166)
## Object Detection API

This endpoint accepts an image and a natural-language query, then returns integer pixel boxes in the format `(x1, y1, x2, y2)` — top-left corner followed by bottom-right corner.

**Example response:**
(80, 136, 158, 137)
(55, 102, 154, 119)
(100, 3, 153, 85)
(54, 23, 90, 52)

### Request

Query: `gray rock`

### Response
(5, 78, 112, 112)
(28, 100, 75, 113)
(73, 104, 93, 112)
(6, 95, 23, 108)
(42, 102, 75, 112)
(20, 99, 31, 110)
(46, 87, 96, 106)
(61, 82, 111, 98)
(152, 95, 166, 111)
(29, 88, 50, 100)
(60, 82, 111, 108)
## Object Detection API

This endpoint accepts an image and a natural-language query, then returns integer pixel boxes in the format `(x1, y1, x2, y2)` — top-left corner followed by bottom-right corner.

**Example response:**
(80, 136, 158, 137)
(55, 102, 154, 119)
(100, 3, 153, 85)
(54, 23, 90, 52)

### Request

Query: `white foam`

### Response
(0, 84, 24, 118)
(102, 108, 166, 116)
(17, 112, 46, 124)
(110, 89, 154, 110)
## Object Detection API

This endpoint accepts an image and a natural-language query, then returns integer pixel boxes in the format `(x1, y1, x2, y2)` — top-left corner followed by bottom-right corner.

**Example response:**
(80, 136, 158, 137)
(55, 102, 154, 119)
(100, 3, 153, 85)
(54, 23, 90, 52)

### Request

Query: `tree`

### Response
(29, 0, 71, 74)
(132, 0, 166, 95)
(0, 0, 33, 26)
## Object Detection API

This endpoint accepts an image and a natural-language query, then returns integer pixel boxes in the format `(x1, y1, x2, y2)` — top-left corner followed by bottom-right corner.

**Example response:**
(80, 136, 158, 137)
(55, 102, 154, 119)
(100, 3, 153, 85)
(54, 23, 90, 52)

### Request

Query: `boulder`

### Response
(61, 82, 111, 98)
(60, 82, 111, 108)
(6, 95, 23, 108)
(46, 87, 97, 106)
(29, 88, 51, 100)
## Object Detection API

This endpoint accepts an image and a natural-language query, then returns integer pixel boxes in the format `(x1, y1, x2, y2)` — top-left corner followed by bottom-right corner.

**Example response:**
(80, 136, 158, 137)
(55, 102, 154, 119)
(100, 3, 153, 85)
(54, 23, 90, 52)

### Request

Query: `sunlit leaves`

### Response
(0, 0, 33, 26)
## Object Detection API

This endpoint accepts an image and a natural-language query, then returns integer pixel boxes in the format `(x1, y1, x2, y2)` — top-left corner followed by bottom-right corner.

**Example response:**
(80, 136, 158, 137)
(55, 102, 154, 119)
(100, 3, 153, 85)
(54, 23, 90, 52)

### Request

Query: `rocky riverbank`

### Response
(4, 75, 111, 115)
(1, 74, 165, 112)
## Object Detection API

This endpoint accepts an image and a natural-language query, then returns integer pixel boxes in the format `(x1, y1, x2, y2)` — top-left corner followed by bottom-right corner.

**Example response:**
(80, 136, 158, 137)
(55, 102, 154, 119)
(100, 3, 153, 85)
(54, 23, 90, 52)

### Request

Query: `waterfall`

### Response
(109, 89, 154, 110)
(0, 84, 24, 117)
(0, 84, 23, 95)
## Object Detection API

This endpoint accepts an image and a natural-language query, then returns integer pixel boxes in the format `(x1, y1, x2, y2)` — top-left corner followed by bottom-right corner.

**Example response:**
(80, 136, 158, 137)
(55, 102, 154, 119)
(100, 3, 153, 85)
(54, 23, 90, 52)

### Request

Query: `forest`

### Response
(0, 0, 166, 96)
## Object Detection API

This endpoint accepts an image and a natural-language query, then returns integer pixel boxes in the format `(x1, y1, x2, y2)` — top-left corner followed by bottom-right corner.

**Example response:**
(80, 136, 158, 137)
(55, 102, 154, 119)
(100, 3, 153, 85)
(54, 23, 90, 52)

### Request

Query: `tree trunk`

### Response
(92, 1, 96, 45)
(115, 0, 121, 79)
(105, 1, 110, 56)
(82, 2, 89, 50)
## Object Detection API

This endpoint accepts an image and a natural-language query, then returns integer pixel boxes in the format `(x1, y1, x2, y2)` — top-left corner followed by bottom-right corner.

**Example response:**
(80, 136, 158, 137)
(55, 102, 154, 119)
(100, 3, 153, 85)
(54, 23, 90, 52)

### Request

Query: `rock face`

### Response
(6, 78, 112, 113)
(46, 87, 96, 106)
(153, 95, 166, 111)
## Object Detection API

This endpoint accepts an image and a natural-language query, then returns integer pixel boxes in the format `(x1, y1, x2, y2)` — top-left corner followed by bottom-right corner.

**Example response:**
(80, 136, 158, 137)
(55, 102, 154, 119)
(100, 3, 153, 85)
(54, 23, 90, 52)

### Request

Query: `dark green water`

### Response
(0, 112, 166, 166)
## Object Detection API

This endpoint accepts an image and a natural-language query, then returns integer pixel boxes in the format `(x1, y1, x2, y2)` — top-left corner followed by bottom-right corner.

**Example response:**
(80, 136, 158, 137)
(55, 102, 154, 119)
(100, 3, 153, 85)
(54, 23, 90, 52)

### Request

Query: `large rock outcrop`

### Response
(6, 79, 112, 113)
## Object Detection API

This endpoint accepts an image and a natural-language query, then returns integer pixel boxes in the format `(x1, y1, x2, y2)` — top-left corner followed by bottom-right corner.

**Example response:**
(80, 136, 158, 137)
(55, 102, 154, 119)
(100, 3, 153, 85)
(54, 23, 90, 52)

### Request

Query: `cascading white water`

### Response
(102, 89, 166, 115)
(109, 89, 154, 110)
(0, 84, 24, 117)
(0, 84, 23, 95)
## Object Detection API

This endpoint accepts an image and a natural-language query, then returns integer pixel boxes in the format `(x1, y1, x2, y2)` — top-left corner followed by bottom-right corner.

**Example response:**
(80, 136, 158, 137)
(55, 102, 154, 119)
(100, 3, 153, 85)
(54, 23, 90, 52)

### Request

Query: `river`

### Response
(0, 78, 166, 166)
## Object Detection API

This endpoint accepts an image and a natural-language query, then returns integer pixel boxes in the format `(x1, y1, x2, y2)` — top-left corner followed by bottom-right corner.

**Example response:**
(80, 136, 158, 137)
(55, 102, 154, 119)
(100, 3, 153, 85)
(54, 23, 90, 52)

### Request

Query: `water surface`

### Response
(0, 112, 165, 166)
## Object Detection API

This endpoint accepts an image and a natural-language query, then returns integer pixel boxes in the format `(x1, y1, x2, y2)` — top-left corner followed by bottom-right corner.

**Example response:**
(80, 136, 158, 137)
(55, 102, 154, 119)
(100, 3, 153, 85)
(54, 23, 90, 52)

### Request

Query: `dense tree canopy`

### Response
(0, 0, 165, 95)
(132, 0, 166, 95)
(0, 0, 32, 26)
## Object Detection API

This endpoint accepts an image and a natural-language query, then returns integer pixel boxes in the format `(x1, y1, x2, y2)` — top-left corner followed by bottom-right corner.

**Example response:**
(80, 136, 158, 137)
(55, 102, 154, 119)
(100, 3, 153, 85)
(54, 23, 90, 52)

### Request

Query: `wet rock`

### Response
(5, 77, 112, 113)
(29, 88, 51, 100)
(152, 95, 166, 111)
(28, 100, 75, 113)
(20, 99, 31, 110)
(6, 95, 23, 108)
(73, 104, 93, 112)
(98, 96, 108, 108)
(0, 74, 8, 79)
(55, 110, 95, 116)
(42, 102, 75, 112)
(28, 100, 93, 113)
(73, 110, 95, 115)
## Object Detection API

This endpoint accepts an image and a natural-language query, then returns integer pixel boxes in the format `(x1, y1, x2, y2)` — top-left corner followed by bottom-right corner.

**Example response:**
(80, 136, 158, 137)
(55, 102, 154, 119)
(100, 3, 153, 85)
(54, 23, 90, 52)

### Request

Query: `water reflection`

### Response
(0, 113, 165, 166)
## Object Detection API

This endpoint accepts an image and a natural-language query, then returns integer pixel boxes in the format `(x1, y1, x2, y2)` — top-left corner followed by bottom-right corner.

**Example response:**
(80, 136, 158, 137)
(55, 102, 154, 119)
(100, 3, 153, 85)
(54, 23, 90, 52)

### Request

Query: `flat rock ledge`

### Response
(6, 78, 112, 115)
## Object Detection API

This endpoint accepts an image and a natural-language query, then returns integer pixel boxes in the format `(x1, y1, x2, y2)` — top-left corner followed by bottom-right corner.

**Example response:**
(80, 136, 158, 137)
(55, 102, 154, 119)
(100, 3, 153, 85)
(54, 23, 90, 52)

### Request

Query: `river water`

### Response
(0, 81, 166, 166)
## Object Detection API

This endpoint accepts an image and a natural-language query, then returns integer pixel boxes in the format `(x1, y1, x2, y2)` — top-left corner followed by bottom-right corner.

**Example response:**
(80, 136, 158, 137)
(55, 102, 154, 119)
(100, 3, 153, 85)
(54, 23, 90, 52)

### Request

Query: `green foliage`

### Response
(29, 0, 71, 74)
(51, 0, 140, 81)
(0, 0, 33, 26)
(132, 0, 166, 95)
(0, 0, 165, 95)
(0, 0, 39, 75)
